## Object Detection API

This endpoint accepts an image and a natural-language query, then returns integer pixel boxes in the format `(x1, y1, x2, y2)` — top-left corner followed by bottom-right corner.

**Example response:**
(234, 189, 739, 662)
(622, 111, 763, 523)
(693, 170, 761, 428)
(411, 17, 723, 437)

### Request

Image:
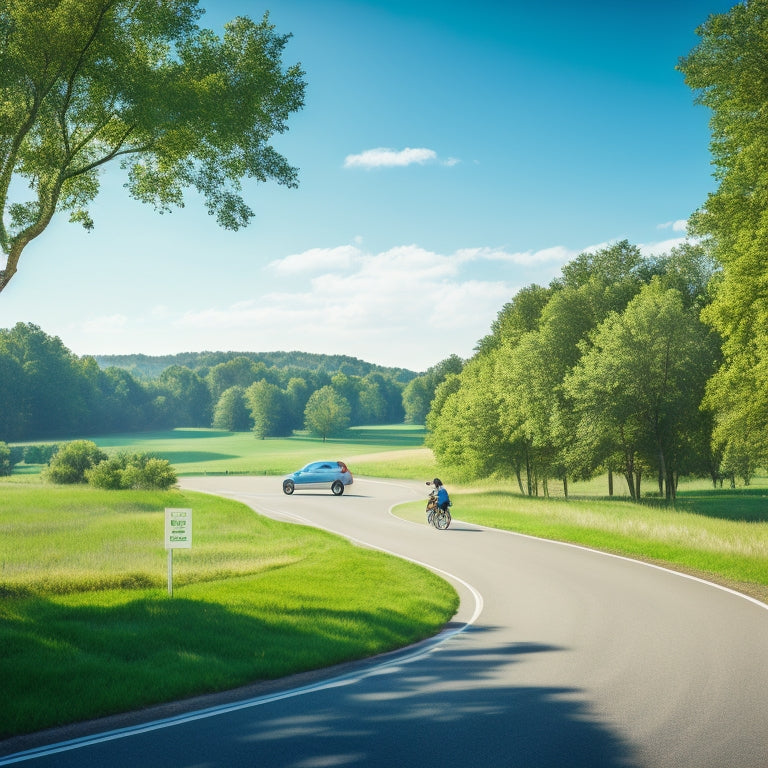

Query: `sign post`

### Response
(164, 508, 192, 596)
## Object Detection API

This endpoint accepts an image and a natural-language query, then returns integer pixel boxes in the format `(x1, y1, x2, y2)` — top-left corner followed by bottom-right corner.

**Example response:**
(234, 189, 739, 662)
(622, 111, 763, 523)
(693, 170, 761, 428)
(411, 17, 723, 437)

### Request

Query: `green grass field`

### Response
(87, 425, 434, 476)
(4, 425, 768, 740)
(0, 483, 458, 738)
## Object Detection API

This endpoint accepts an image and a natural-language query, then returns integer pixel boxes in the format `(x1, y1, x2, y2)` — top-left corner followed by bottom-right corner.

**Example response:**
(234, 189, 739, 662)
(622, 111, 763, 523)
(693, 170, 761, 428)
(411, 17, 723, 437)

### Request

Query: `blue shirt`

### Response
(437, 487, 449, 506)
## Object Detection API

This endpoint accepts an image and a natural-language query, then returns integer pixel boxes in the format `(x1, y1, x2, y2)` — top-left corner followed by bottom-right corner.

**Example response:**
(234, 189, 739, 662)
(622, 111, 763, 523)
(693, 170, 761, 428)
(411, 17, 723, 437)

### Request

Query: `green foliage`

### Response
(427, 241, 721, 496)
(0, 485, 457, 737)
(678, 4, 768, 466)
(246, 379, 290, 438)
(42, 440, 107, 484)
(304, 386, 351, 441)
(22, 444, 59, 464)
(403, 354, 464, 424)
(211, 385, 252, 431)
(565, 280, 717, 499)
(85, 451, 177, 490)
(0, 2, 306, 292)
(0, 323, 412, 444)
(0, 442, 11, 476)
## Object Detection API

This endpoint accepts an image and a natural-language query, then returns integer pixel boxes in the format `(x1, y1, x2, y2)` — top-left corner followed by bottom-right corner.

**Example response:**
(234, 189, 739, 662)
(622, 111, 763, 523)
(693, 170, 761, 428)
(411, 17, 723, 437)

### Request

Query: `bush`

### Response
(85, 454, 128, 490)
(23, 444, 59, 464)
(122, 455, 177, 490)
(85, 452, 177, 491)
(42, 441, 107, 484)
(0, 442, 12, 476)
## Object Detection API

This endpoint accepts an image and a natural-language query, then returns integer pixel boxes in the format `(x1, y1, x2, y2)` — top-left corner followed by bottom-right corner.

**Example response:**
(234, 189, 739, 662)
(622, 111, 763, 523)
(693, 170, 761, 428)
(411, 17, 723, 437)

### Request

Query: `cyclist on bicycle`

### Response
(433, 478, 450, 512)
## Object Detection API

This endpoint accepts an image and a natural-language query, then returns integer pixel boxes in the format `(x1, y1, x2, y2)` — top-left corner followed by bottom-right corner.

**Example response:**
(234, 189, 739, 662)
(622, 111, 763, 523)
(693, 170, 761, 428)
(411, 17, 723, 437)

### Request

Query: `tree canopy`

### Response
(0, 0, 305, 292)
(678, 0, 768, 466)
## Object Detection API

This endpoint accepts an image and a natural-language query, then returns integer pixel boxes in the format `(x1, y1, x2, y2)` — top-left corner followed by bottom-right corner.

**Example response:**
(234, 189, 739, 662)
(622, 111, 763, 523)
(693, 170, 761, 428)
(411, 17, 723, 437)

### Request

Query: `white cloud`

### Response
(173, 243, 521, 369)
(454, 245, 581, 267)
(657, 219, 689, 233)
(343, 147, 441, 169)
(267, 245, 361, 275)
(638, 236, 691, 257)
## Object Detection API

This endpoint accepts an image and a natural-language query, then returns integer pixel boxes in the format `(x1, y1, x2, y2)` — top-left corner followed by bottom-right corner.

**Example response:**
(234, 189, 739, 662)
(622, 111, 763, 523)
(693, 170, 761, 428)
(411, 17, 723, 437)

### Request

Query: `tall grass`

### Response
(0, 484, 458, 738)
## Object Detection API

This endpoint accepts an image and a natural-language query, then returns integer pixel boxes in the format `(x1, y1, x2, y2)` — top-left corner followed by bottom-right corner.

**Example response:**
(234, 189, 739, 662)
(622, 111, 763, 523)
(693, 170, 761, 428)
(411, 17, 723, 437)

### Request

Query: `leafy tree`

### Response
(284, 376, 310, 430)
(0, 2, 305, 293)
(0, 351, 25, 441)
(0, 441, 12, 476)
(0, 323, 85, 437)
(427, 354, 511, 483)
(475, 284, 550, 354)
(402, 355, 464, 425)
(155, 365, 211, 427)
(564, 281, 717, 499)
(212, 385, 251, 431)
(678, 4, 768, 462)
(206, 357, 260, 401)
(304, 386, 351, 442)
(245, 379, 288, 438)
(402, 376, 432, 425)
(43, 440, 107, 483)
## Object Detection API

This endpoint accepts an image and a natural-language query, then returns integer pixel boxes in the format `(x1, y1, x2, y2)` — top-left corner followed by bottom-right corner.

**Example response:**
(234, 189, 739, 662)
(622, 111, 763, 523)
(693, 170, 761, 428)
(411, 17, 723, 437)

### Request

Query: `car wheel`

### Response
(331, 480, 344, 496)
(283, 479, 295, 495)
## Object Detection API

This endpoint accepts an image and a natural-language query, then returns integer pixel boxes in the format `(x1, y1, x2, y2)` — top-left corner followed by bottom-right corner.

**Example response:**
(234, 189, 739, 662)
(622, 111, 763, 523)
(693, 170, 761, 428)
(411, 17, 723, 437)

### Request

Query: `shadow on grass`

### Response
(153, 451, 240, 464)
(467, 487, 768, 524)
(673, 487, 768, 523)
(0, 593, 450, 740)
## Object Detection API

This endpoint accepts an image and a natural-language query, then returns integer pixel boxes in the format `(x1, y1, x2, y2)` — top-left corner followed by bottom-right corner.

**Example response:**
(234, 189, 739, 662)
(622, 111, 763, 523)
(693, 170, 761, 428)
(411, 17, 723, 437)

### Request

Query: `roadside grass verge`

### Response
(0, 484, 458, 738)
(397, 485, 768, 603)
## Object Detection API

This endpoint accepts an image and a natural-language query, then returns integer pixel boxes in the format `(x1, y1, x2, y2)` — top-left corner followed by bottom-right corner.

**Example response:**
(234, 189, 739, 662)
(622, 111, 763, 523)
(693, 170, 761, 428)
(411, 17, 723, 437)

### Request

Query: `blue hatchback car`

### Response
(282, 460, 354, 496)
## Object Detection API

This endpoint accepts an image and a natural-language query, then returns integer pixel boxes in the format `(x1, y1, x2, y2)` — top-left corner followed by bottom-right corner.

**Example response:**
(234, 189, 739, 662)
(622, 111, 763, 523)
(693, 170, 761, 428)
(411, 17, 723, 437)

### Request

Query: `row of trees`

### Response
(426, 242, 725, 500)
(0, 323, 412, 443)
(424, 4, 768, 498)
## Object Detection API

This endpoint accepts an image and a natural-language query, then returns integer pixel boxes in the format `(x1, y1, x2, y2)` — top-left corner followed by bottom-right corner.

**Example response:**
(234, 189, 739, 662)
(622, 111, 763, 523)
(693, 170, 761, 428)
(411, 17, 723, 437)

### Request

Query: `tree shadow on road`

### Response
(196, 629, 639, 768)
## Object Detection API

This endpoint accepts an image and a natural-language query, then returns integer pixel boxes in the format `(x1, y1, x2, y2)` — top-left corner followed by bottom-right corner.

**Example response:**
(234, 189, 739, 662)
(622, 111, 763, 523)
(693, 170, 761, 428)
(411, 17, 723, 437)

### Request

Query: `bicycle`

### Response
(425, 482, 451, 530)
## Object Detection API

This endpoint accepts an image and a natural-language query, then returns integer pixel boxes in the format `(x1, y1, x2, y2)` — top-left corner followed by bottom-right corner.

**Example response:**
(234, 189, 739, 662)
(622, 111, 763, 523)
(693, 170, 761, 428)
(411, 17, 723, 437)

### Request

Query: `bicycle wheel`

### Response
(434, 510, 451, 530)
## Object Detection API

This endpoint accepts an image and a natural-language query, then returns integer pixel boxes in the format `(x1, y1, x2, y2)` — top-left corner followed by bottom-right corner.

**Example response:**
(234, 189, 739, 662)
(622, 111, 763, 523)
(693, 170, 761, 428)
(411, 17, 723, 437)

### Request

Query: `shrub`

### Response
(85, 452, 177, 491)
(23, 444, 59, 464)
(85, 453, 128, 490)
(42, 441, 107, 484)
(0, 442, 11, 476)
(121, 453, 177, 490)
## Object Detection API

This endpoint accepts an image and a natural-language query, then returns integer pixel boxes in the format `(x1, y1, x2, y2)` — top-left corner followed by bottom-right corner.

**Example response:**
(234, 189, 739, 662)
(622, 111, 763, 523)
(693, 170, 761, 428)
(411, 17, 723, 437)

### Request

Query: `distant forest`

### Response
(0, 323, 457, 443)
(95, 351, 417, 383)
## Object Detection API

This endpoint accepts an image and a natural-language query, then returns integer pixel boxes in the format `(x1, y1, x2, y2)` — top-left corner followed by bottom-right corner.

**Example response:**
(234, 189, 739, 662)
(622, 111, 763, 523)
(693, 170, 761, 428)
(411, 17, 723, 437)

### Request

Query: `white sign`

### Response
(165, 508, 192, 549)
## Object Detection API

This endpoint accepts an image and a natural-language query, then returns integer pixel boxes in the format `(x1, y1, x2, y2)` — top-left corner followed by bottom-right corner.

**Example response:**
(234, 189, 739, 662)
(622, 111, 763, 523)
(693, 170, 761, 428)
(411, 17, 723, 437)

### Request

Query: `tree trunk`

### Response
(608, 468, 614, 497)
(563, 474, 569, 501)
(525, 451, 532, 496)
(515, 467, 524, 494)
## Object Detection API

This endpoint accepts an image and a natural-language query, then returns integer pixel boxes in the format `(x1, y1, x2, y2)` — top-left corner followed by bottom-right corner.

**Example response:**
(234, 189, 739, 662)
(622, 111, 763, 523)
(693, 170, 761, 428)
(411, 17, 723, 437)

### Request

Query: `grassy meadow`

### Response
(0, 482, 458, 739)
(87, 425, 436, 477)
(4, 424, 768, 739)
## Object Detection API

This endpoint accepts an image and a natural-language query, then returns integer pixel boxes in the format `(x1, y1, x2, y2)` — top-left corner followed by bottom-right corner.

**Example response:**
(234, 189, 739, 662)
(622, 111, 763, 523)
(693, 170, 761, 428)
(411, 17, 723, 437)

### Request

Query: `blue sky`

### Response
(0, 0, 735, 371)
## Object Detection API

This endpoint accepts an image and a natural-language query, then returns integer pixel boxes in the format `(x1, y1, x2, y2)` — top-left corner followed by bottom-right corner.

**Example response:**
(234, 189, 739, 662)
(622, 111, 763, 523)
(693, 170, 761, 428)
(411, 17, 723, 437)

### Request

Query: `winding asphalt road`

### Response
(4, 475, 768, 767)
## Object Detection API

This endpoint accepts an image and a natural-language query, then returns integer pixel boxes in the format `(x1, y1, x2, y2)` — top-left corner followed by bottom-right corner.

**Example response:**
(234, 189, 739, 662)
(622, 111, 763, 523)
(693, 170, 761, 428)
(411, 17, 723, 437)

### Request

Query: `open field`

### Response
(0, 483, 458, 738)
(12, 425, 435, 478)
(5, 425, 768, 738)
